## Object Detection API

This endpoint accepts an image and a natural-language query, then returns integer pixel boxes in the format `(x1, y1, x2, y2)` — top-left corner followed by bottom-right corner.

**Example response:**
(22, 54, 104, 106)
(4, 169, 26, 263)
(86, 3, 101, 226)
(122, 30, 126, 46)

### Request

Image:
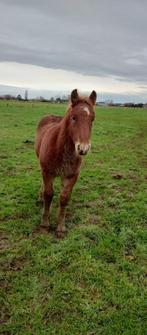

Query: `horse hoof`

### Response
(40, 225, 49, 230)
(56, 230, 67, 239)
(40, 220, 49, 229)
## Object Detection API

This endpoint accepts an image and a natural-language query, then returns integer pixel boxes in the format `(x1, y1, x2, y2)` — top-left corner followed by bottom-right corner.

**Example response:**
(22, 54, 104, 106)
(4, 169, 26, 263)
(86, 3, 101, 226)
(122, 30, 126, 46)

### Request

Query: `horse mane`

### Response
(67, 95, 93, 113)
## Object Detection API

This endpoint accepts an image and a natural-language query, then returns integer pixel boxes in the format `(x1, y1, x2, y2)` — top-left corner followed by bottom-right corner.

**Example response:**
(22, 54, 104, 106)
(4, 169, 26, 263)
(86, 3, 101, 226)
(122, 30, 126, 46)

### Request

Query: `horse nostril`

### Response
(76, 143, 90, 155)
(79, 149, 88, 155)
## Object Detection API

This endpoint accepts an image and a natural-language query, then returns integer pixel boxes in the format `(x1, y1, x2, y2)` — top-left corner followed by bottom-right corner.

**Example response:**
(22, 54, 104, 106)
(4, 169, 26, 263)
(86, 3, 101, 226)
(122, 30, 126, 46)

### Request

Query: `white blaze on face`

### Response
(83, 106, 90, 115)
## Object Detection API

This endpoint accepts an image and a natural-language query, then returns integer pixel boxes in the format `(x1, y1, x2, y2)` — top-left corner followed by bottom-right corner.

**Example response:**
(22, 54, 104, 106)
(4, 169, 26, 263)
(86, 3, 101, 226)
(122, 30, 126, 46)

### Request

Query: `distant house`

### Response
(124, 103, 134, 107)
(17, 94, 22, 101)
(124, 103, 143, 108)
(97, 101, 107, 106)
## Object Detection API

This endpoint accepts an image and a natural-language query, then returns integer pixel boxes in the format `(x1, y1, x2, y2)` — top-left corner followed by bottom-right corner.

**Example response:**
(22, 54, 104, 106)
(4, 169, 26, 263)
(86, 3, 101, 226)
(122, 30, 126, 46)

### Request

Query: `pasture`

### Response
(0, 100, 146, 335)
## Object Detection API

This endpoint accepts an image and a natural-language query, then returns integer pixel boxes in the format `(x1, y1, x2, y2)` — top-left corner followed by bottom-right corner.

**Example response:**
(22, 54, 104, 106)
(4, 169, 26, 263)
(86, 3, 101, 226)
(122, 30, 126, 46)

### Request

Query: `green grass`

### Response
(0, 100, 147, 335)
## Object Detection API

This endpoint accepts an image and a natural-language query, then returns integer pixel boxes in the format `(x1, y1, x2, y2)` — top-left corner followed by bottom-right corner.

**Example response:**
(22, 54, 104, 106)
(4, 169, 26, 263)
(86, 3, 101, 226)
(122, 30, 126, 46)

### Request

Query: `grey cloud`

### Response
(0, 0, 147, 84)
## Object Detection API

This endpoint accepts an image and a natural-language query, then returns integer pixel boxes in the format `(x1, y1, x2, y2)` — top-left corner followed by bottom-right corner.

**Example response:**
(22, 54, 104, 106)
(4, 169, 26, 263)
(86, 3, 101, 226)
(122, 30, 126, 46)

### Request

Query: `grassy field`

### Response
(0, 100, 147, 335)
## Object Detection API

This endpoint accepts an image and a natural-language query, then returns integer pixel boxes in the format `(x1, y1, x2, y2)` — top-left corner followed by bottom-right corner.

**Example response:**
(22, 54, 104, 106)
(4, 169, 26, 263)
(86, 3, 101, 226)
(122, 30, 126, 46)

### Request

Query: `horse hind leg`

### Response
(41, 171, 54, 229)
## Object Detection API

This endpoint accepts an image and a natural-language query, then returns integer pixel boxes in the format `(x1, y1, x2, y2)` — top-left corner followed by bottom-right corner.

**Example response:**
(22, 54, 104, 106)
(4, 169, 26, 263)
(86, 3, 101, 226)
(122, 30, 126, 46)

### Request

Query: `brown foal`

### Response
(35, 89, 97, 237)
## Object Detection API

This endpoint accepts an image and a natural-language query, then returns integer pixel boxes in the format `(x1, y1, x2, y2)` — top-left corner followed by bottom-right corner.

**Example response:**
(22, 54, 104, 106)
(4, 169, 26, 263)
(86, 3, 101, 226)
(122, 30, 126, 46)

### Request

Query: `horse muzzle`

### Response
(75, 142, 91, 155)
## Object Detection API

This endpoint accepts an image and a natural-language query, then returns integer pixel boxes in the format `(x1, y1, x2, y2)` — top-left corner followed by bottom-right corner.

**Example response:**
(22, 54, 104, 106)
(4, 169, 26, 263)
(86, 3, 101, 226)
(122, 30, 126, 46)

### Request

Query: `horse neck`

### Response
(57, 114, 75, 157)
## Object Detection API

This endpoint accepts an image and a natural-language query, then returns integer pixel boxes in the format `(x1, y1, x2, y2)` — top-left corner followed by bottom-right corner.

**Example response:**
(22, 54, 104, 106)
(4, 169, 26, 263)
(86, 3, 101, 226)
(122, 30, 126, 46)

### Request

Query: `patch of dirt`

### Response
(141, 158, 147, 168)
(0, 278, 10, 290)
(111, 183, 123, 191)
(0, 233, 10, 250)
(90, 215, 100, 225)
(2, 257, 27, 272)
(0, 154, 8, 159)
(111, 172, 124, 180)
(124, 255, 135, 261)
(23, 139, 34, 145)
(90, 286, 101, 302)
(96, 197, 105, 209)
(127, 172, 138, 180)
(15, 139, 34, 153)
(32, 224, 51, 236)
(0, 212, 29, 223)
(108, 203, 116, 209)
(0, 311, 10, 327)
(0, 238, 10, 250)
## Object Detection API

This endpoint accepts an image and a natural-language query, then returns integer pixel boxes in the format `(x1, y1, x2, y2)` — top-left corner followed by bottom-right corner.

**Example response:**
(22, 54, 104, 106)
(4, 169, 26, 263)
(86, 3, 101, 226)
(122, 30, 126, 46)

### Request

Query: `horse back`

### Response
(35, 115, 63, 158)
(37, 115, 63, 130)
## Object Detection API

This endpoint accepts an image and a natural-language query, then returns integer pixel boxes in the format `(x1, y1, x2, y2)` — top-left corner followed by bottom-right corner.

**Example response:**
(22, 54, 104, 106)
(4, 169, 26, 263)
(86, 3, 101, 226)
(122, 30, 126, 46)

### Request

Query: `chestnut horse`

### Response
(35, 89, 97, 237)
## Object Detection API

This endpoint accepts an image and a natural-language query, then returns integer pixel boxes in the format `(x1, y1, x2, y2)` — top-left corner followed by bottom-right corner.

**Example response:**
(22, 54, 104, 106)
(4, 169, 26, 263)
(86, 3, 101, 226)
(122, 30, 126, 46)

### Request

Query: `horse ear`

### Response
(89, 90, 97, 105)
(71, 89, 79, 105)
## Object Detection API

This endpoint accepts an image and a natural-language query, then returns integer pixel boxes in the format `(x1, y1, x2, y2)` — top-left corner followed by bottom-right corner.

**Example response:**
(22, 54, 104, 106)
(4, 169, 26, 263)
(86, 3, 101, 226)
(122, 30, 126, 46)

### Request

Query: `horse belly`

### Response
(35, 122, 57, 159)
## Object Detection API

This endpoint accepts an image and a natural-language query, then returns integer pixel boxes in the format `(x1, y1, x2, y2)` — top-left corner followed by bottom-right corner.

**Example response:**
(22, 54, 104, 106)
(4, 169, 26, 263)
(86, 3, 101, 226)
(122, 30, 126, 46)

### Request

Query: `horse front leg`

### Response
(41, 171, 54, 229)
(38, 182, 43, 203)
(56, 174, 79, 238)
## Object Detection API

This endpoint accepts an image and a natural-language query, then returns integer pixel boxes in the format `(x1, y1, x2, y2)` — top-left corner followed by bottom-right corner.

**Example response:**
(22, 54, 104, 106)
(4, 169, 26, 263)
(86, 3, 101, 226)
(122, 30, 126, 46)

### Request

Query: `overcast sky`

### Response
(0, 0, 147, 101)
